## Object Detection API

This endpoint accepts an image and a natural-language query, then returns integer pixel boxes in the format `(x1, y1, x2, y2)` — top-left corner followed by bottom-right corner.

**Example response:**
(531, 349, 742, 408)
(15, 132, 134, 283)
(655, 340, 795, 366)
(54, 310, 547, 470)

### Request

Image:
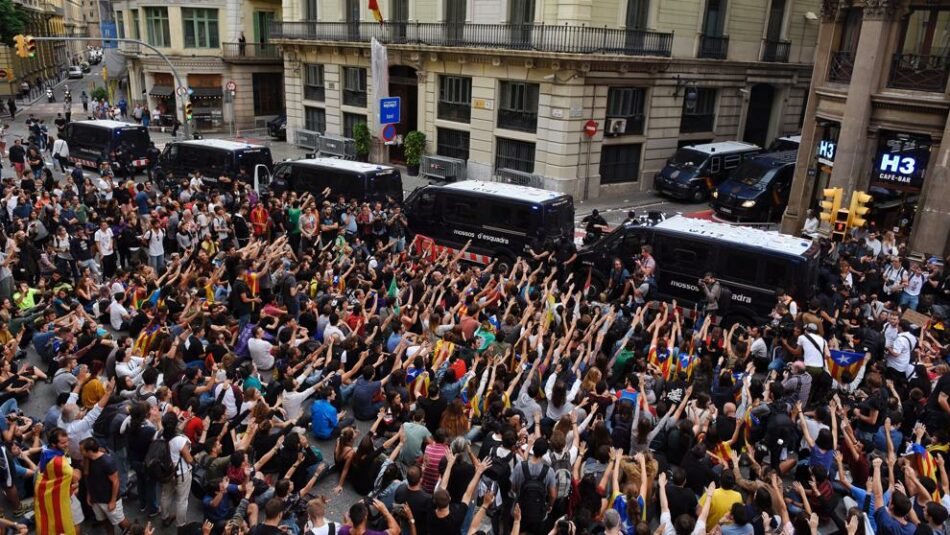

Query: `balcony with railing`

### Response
(437, 101, 471, 123)
(222, 42, 282, 63)
(828, 50, 854, 83)
(498, 109, 538, 132)
(698, 34, 728, 59)
(761, 39, 790, 62)
(118, 41, 141, 56)
(887, 53, 950, 93)
(270, 21, 674, 57)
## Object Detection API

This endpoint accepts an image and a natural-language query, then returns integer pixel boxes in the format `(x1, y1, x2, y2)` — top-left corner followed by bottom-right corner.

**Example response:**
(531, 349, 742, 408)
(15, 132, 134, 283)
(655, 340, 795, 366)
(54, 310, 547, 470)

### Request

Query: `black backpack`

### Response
(484, 446, 514, 496)
(145, 436, 176, 483)
(718, 284, 732, 313)
(518, 463, 549, 525)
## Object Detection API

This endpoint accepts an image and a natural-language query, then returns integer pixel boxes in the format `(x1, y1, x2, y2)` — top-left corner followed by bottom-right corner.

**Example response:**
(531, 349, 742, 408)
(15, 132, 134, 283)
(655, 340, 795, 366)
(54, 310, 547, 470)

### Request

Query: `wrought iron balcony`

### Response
(698, 34, 728, 59)
(270, 21, 673, 57)
(761, 39, 790, 62)
(887, 53, 950, 93)
(828, 50, 854, 83)
(222, 42, 282, 63)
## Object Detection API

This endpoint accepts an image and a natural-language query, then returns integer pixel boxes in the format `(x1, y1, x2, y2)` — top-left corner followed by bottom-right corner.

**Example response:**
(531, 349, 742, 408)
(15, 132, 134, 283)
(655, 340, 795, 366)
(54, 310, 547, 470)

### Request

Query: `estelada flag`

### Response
(369, 0, 383, 23)
(35, 454, 76, 535)
(825, 349, 867, 383)
(909, 443, 941, 501)
(649, 346, 676, 381)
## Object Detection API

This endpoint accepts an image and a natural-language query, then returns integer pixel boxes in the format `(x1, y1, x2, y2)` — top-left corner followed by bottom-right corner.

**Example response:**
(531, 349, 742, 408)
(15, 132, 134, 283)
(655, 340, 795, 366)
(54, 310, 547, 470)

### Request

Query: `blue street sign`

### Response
(380, 97, 400, 125)
(100, 22, 118, 49)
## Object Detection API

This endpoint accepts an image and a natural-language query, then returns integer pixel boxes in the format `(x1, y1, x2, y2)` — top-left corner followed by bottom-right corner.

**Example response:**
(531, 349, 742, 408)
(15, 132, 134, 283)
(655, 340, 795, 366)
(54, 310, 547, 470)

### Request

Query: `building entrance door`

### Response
(743, 84, 775, 148)
(388, 65, 418, 163)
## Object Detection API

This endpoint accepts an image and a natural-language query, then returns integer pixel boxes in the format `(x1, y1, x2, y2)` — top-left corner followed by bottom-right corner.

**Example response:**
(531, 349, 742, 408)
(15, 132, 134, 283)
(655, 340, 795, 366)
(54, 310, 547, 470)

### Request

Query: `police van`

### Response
(157, 139, 274, 191)
(768, 134, 801, 152)
(270, 158, 403, 203)
(710, 150, 796, 222)
(405, 180, 575, 269)
(576, 215, 818, 323)
(63, 120, 152, 171)
(653, 141, 761, 202)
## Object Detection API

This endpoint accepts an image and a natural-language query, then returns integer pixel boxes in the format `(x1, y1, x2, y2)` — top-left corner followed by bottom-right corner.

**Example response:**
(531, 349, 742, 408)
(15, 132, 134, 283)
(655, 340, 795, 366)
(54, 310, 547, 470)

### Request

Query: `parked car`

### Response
(67, 66, 84, 79)
(268, 114, 286, 140)
(79, 62, 91, 73)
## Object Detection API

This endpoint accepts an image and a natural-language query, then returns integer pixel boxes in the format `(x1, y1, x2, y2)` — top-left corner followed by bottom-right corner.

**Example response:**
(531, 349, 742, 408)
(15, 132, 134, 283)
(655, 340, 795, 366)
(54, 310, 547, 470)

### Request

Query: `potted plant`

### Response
(403, 130, 426, 176)
(353, 122, 371, 162)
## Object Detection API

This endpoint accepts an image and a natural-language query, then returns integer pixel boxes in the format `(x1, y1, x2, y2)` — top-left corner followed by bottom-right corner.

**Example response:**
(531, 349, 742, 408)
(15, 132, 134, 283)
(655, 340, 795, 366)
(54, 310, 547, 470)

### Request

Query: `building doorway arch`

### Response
(743, 83, 775, 148)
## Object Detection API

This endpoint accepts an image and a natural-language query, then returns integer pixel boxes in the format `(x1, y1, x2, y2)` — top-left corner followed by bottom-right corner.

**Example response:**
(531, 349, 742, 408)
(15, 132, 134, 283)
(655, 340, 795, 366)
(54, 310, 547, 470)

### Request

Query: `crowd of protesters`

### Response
(0, 136, 943, 535)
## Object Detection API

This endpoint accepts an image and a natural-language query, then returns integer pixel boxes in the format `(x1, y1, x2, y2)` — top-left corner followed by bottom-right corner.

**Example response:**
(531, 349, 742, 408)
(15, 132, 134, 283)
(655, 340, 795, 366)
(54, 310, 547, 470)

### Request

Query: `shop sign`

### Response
(817, 139, 836, 166)
(870, 131, 931, 193)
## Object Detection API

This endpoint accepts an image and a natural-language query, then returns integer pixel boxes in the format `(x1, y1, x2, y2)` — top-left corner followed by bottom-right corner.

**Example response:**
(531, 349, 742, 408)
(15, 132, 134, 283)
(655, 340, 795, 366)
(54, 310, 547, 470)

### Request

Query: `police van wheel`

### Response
(691, 189, 706, 203)
(495, 255, 515, 275)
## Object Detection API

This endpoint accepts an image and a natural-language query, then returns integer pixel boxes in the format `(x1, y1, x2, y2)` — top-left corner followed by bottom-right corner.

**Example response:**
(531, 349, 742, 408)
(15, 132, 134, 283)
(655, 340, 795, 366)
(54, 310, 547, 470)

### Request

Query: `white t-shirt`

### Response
(323, 324, 345, 343)
(904, 273, 926, 296)
(888, 333, 916, 374)
(94, 227, 114, 256)
(214, 383, 238, 419)
(247, 337, 275, 370)
(109, 300, 130, 330)
(797, 332, 826, 368)
(145, 229, 164, 256)
(169, 435, 191, 476)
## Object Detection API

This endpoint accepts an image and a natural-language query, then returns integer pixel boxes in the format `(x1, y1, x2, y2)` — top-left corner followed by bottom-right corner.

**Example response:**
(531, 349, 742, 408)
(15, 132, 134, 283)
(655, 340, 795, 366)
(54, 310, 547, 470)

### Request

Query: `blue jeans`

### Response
(899, 292, 919, 311)
(132, 461, 159, 514)
(148, 254, 165, 274)
(0, 398, 19, 431)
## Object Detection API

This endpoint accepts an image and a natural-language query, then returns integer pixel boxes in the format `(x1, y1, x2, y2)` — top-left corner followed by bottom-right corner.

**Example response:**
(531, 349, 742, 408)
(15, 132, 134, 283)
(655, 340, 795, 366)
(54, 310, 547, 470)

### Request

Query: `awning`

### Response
(149, 85, 174, 98)
(190, 88, 222, 98)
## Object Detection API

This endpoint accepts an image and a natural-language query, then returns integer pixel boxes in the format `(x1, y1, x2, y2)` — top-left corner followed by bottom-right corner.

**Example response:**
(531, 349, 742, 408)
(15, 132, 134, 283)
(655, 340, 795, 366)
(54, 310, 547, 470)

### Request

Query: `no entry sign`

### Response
(584, 120, 598, 137)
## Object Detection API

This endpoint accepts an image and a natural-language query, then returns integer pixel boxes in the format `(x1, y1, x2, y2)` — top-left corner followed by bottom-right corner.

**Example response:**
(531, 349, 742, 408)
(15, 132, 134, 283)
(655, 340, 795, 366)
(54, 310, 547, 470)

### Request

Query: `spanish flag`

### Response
(35, 453, 76, 535)
(369, 0, 383, 23)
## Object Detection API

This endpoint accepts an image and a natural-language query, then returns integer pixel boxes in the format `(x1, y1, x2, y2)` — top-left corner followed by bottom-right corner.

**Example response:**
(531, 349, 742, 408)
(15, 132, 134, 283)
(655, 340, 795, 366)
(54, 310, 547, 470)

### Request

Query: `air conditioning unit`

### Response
(606, 118, 627, 136)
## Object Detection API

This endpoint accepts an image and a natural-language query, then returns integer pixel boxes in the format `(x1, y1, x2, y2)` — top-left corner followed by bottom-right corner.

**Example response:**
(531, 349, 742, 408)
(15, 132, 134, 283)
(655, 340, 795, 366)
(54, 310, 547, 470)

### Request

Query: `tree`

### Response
(0, 0, 28, 48)
(90, 86, 109, 102)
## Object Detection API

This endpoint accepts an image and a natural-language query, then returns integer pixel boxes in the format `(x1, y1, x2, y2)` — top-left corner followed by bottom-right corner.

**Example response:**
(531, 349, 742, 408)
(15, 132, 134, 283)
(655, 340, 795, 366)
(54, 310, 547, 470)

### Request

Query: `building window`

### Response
(304, 64, 325, 101)
(115, 11, 125, 38)
(130, 9, 140, 39)
(303, 0, 317, 19)
(680, 88, 717, 133)
(606, 87, 646, 135)
(438, 76, 471, 123)
(498, 81, 539, 132)
(599, 144, 642, 184)
(182, 8, 219, 48)
(889, 7, 950, 92)
(343, 112, 365, 138)
(304, 106, 326, 133)
(437, 128, 470, 161)
(495, 138, 535, 173)
(342, 67, 367, 107)
(144, 7, 170, 48)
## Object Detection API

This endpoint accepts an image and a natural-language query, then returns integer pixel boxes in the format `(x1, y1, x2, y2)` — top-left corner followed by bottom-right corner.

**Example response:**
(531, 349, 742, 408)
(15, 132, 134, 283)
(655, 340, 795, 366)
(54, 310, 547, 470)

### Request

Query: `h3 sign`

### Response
(380, 97, 401, 125)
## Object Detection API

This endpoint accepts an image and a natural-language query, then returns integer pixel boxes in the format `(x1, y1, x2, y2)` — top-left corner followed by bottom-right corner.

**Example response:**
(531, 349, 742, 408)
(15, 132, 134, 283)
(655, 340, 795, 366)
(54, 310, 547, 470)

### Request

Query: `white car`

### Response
(67, 66, 84, 79)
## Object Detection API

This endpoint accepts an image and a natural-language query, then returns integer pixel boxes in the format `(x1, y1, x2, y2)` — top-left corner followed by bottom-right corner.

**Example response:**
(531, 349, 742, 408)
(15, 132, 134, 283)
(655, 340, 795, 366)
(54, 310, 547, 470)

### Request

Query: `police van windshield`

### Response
(114, 127, 150, 154)
(667, 149, 707, 169)
(731, 161, 776, 189)
(371, 170, 403, 200)
(235, 149, 273, 175)
(544, 199, 574, 237)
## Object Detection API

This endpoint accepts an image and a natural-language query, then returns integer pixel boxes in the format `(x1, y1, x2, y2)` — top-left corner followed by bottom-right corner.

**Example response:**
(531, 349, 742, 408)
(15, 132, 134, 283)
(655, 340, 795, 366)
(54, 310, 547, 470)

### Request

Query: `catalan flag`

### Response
(649, 346, 676, 381)
(134, 322, 161, 354)
(909, 443, 941, 501)
(825, 349, 868, 384)
(434, 339, 455, 363)
(711, 440, 735, 467)
(676, 352, 697, 381)
(35, 453, 76, 535)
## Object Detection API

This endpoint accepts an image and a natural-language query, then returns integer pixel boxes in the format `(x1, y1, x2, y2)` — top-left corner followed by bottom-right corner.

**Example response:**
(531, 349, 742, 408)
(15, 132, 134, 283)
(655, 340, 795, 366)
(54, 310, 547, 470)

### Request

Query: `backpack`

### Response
(518, 463, 550, 525)
(549, 451, 573, 501)
(145, 436, 176, 483)
(717, 284, 732, 313)
(483, 446, 514, 495)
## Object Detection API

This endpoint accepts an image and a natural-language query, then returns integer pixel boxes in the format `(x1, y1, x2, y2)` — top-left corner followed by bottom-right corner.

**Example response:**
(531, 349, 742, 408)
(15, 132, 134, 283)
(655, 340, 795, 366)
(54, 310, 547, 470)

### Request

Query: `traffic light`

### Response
(832, 208, 850, 242)
(24, 36, 36, 58)
(13, 35, 26, 59)
(0, 68, 12, 81)
(819, 187, 843, 224)
(184, 101, 193, 120)
(848, 190, 873, 228)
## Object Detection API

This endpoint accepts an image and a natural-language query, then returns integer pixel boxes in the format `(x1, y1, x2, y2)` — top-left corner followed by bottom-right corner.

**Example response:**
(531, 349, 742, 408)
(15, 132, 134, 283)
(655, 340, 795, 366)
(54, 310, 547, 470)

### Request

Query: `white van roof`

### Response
(74, 119, 142, 129)
(294, 158, 396, 174)
(777, 135, 802, 144)
(680, 141, 760, 155)
(441, 180, 568, 203)
(654, 215, 814, 256)
(173, 139, 267, 151)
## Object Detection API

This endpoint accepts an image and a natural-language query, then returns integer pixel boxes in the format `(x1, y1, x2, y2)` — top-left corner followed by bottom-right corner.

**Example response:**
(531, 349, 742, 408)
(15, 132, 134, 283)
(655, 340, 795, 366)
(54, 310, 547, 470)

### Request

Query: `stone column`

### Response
(780, 3, 840, 234)
(909, 122, 950, 256)
(826, 0, 895, 191)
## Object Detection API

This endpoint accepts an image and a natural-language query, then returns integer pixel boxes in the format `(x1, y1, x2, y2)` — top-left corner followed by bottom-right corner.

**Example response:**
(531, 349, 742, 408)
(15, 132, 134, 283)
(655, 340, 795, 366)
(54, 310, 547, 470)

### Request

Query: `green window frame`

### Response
(115, 11, 125, 39)
(182, 8, 219, 48)
(130, 9, 140, 40)
(144, 7, 170, 48)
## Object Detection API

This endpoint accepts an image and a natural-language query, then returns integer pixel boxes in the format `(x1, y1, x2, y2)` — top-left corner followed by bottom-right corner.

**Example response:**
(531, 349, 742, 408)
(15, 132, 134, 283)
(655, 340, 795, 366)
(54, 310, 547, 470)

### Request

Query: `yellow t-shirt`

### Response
(699, 488, 743, 530)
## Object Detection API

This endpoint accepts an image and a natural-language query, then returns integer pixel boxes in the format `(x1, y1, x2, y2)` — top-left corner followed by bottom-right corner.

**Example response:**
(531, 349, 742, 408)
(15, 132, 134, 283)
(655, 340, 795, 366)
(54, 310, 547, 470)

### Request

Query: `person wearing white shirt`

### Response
(96, 175, 114, 201)
(115, 351, 150, 386)
(882, 312, 900, 349)
(59, 377, 114, 459)
(94, 220, 117, 278)
(802, 209, 820, 238)
(887, 321, 917, 379)
(213, 379, 239, 419)
(865, 232, 883, 257)
(899, 263, 928, 311)
(108, 293, 132, 331)
(794, 323, 829, 372)
(143, 219, 165, 274)
(247, 327, 276, 371)
(51, 136, 69, 172)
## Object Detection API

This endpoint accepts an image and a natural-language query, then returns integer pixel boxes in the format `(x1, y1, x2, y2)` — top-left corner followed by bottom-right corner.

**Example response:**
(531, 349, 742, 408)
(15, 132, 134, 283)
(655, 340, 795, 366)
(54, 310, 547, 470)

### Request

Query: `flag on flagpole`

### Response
(368, 0, 384, 24)
(825, 349, 868, 383)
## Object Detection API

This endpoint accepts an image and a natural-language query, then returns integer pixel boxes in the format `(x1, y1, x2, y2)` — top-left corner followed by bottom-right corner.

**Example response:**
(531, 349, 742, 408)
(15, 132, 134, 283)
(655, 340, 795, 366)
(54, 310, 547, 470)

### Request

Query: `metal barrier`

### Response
(420, 155, 467, 182)
(318, 134, 356, 160)
(295, 129, 322, 150)
(495, 168, 544, 188)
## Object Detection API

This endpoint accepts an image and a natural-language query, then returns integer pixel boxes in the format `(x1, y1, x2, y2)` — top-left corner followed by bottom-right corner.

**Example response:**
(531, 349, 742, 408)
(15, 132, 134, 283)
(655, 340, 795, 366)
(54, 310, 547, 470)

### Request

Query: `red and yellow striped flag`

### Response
(368, 0, 383, 23)
(35, 454, 76, 535)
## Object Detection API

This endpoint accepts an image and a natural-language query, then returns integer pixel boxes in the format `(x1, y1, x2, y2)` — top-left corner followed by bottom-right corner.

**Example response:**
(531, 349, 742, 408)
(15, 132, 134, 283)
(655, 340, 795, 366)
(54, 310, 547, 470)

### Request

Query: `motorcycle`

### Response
(46, 88, 54, 103)
(64, 88, 71, 102)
